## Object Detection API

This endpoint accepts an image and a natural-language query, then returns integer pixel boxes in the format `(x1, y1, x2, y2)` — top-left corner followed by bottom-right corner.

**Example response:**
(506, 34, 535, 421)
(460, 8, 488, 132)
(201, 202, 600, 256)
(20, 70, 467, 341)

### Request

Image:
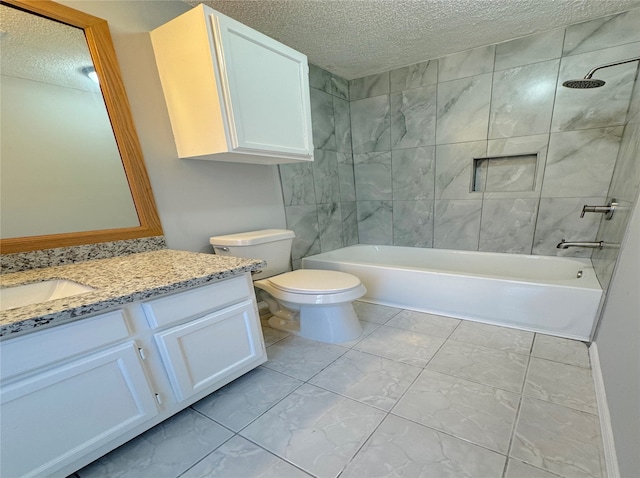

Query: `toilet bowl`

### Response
(209, 230, 366, 343)
(255, 269, 366, 343)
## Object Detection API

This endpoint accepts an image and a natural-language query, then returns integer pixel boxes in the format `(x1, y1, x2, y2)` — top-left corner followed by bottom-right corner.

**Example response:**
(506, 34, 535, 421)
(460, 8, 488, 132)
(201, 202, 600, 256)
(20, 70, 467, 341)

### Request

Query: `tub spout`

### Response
(557, 239, 604, 249)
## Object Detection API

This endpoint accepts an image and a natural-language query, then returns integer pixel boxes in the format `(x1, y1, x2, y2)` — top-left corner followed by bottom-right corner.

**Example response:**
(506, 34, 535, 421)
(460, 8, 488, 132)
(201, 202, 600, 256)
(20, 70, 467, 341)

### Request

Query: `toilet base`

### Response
(267, 303, 363, 344)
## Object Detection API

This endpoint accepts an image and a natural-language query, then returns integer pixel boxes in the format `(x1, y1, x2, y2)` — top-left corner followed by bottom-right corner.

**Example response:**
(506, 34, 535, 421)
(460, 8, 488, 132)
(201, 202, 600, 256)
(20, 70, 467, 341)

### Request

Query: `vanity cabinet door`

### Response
(0, 342, 158, 478)
(210, 10, 313, 160)
(154, 300, 266, 402)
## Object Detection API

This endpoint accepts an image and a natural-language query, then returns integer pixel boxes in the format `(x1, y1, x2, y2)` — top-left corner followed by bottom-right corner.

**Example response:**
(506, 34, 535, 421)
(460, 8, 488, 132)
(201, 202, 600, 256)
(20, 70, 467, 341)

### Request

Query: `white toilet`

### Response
(209, 229, 366, 343)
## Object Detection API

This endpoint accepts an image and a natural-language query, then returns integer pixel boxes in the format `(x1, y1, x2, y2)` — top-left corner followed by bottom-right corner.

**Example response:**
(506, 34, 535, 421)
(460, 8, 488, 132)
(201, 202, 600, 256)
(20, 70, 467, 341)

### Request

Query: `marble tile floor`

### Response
(75, 301, 603, 478)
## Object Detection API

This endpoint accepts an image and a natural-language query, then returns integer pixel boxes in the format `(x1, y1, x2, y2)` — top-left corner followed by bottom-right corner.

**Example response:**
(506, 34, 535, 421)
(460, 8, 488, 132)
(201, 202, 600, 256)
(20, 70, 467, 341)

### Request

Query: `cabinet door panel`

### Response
(212, 14, 312, 157)
(0, 342, 157, 478)
(155, 300, 265, 401)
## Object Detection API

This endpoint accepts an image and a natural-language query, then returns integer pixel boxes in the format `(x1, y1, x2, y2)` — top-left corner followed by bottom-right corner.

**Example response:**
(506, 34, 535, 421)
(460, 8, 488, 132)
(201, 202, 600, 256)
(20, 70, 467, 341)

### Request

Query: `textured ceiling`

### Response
(190, 0, 640, 79)
(0, 4, 99, 92)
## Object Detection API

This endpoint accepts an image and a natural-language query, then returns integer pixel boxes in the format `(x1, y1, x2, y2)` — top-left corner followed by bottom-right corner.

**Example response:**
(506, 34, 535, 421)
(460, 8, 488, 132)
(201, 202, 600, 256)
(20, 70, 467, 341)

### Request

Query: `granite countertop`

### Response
(0, 249, 266, 339)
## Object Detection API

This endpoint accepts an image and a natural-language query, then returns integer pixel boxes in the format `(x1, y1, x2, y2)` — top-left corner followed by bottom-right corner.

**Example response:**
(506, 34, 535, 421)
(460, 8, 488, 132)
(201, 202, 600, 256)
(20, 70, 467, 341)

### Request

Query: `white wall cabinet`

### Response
(0, 273, 266, 477)
(151, 5, 314, 164)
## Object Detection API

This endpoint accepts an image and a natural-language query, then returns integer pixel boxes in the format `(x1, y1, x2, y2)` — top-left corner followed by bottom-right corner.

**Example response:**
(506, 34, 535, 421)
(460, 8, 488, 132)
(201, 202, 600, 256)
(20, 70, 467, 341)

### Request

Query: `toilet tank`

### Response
(209, 229, 295, 280)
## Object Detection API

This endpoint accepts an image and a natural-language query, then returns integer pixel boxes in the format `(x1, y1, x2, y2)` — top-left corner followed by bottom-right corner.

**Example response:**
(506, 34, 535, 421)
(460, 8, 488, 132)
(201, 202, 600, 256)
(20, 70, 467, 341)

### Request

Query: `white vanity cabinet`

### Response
(0, 273, 266, 478)
(151, 4, 314, 164)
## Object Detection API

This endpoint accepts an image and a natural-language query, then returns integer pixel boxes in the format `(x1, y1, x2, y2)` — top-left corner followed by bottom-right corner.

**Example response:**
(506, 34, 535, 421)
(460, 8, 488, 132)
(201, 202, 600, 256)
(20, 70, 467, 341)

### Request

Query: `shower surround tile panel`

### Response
(391, 146, 435, 200)
(511, 397, 604, 478)
(310, 88, 336, 151)
(350, 95, 391, 153)
(349, 72, 390, 101)
(392, 200, 434, 247)
(181, 435, 310, 478)
(354, 151, 393, 200)
(318, 203, 344, 252)
(340, 201, 359, 247)
(437, 45, 496, 82)
(77, 408, 233, 478)
(191, 367, 302, 432)
(433, 199, 482, 251)
(551, 42, 639, 133)
(313, 150, 341, 204)
(562, 9, 640, 56)
(390, 85, 437, 149)
(331, 75, 349, 100)
(279, 162, 316, 206)
(542, 127, 622, 198)
(337, 153, 356, 202)
(0, 236, 167, 274)
(489, 60, 559, 139)
(309, 349, 422, 411)
(523, 357, 597, 414)
(389, 59, 438, 92)
(356, 200, 393, 245)
(392, 369, 520, 453)
(435, 140, 487, 199)
(341, 414, 506, 478)
(427, 340, 529, 393)
(0, 249, 265, 338)
(494, 29, 564, 71)
(284, 205, 321, 261)
(333, 96, 352, 153)
(436, 73, 492, 145)
(240, 383, 386, 478)
(309, 64, 332, 94)
(532, 197, 605, 257)
(478, 198, 538, 254)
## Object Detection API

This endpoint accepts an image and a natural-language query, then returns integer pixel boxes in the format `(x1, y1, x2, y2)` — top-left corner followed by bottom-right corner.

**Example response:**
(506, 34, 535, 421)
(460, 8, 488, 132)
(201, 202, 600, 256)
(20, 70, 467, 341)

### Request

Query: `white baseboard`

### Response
(590, 343, 620, 478)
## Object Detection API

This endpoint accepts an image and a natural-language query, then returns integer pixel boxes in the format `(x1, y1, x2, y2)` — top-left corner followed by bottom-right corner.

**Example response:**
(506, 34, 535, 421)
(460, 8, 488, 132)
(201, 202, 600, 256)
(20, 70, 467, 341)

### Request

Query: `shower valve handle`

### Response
(580, 200, 617, 220)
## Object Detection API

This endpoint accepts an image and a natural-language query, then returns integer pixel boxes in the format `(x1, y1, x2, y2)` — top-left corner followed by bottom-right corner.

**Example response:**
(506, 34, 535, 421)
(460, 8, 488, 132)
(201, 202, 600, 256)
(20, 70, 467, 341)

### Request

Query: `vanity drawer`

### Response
(142, 275, 252, 329)
(1, 310, 131, 381)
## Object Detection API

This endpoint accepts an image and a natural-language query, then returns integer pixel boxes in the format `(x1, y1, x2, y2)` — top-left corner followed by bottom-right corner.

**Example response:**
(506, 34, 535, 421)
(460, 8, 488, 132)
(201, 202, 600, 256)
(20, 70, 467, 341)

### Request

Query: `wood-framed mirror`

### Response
(0, 0, 162, 254)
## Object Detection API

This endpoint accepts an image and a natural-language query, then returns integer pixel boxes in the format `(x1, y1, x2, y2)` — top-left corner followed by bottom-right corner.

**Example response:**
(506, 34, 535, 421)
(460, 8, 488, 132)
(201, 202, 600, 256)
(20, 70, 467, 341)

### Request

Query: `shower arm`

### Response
(583, 56, 640, 79)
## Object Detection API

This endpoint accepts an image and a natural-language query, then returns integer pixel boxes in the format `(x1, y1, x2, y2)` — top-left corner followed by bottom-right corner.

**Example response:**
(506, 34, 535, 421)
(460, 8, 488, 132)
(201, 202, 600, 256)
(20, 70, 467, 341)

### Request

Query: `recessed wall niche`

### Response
(472, 154, 538, 193)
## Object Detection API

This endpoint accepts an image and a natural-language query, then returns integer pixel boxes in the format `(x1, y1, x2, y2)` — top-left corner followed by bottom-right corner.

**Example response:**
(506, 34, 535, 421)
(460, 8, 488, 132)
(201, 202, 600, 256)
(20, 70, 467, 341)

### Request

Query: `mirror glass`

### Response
(0, 3, 139, 239)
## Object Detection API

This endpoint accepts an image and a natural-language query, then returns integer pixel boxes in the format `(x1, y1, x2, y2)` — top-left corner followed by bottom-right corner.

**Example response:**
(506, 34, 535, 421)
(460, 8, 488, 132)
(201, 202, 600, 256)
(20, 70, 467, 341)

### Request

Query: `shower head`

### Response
(562, 56, 640, 89)
(562, 78, 606, 89)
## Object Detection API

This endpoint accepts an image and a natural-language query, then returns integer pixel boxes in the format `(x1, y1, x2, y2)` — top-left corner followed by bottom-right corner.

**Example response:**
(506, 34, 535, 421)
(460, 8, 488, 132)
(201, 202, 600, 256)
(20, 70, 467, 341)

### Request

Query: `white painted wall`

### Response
(594, 198, 640, 477)
(58, 0, 287, 253)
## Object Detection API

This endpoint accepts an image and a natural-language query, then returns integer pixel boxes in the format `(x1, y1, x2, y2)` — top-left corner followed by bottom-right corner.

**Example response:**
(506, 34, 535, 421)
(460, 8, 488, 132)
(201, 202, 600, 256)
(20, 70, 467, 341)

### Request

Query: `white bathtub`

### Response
(302, 245, 603, 341)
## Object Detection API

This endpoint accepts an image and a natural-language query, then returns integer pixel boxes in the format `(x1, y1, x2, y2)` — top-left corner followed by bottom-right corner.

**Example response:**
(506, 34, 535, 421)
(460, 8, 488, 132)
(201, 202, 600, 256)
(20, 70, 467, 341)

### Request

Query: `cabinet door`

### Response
(211, 12, 313, 159)
(0, 342, 158, 478)
(155, 300, 266, 402)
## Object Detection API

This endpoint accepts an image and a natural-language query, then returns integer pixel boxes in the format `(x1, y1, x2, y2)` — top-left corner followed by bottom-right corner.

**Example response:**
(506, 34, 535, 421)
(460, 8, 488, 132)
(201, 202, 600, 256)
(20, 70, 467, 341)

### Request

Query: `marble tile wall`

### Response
(592, 60, 640, 291)
(279, 65, 356, 268)
(346, 8, 640, 257)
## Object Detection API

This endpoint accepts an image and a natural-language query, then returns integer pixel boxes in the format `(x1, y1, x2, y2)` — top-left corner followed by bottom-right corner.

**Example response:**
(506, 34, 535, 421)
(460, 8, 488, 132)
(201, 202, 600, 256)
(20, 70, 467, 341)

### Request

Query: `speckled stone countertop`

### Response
(0, 249, 265, 339)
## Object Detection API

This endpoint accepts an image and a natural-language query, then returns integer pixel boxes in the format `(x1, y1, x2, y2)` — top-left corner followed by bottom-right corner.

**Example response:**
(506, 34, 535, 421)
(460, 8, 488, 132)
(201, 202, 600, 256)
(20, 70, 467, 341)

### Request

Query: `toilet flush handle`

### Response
(213, 246, 229, 252)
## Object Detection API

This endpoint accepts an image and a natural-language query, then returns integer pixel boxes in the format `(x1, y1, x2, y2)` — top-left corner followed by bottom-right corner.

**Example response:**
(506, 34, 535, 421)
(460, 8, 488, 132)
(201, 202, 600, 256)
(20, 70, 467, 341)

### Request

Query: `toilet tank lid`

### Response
(209, 229, 295, 246)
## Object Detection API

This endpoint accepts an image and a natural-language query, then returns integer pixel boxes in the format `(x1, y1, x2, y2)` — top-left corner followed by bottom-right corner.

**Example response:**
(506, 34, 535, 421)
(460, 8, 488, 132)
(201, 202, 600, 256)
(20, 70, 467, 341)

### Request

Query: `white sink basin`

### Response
(0, 280, 95, 311)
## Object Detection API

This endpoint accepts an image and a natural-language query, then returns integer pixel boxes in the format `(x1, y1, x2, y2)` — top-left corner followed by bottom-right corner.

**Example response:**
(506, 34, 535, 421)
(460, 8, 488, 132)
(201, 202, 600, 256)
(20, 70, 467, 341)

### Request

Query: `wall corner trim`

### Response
(589, 342, 620, 478)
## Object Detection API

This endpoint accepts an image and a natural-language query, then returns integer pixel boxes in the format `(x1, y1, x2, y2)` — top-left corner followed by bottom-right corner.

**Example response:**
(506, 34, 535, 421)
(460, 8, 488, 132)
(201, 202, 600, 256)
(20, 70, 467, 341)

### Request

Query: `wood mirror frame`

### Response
(0, 0, 163, 254)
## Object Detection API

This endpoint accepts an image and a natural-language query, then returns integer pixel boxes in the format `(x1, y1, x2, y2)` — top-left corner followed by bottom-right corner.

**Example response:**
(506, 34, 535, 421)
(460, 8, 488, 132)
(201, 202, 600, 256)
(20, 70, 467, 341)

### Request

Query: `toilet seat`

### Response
(254, 270, 366, 305)
(267, 270, 362, 294)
